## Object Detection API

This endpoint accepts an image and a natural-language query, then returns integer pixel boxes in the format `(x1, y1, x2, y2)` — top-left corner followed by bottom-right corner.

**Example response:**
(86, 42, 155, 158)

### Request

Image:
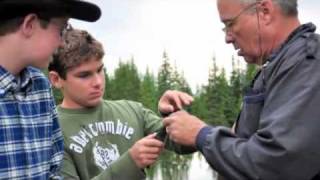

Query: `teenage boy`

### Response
(48, 28, 194, 180)
(0, 0, 101, 179)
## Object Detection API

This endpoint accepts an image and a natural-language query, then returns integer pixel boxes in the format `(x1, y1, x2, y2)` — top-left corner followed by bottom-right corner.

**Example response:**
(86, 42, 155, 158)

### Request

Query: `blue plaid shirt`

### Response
(0, 66, 64, 179)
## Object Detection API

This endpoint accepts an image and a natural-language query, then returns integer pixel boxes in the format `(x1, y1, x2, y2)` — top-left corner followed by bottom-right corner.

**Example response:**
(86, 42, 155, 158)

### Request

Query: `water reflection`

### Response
(146, 152, 217, 180)
(188, 153, 217, 180)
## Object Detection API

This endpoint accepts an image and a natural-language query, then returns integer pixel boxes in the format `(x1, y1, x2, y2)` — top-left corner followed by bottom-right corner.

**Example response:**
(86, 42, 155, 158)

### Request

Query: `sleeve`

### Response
(49, 97, 64, 180)
(62, 150, 145, 180)
(60, 151, 80, 180)
(196, 53, 320, 179)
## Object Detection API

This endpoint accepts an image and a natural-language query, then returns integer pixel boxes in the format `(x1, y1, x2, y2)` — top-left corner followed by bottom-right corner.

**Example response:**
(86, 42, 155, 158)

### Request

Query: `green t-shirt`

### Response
(58, 100, 193, 180)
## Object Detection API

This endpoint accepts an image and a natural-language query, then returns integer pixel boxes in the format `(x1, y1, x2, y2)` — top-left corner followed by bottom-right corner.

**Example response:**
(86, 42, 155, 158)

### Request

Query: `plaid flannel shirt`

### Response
(0, 66, 63, 179)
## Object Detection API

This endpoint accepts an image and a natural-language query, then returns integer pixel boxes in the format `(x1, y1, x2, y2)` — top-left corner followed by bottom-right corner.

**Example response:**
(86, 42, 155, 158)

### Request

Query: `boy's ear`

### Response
(20, 14, 39, 38)
(48, 71, 63, 89)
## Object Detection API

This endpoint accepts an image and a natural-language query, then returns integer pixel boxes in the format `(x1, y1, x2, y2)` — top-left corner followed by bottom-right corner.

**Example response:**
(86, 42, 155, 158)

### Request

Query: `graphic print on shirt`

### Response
(93, 142, 120, 170)
(69, 119, 135, 153)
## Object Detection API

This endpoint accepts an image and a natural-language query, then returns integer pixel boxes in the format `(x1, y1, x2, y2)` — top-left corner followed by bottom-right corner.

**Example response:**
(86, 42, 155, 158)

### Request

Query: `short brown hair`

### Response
(49, 28, 105, 79)
(0, 14, 51, 36)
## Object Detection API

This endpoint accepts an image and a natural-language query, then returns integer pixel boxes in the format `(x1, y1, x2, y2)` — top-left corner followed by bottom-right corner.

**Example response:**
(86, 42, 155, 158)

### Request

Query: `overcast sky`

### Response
(71, 0, 320, 91)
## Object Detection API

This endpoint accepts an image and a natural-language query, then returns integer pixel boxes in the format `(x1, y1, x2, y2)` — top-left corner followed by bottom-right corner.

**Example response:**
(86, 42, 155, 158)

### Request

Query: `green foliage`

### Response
(203, 57, 226, 125)
(205, 66, 230, 126)
(157, 51, 173, 99)
(139, 68, 158, 112)
(226, 56, 244, 125)
(42, 69, 63, 105)
(103, 68, 111, 99)
(191, 87, 208, 120)
(244, 63, 258, 87)
(52, 88, 64, 105)
(106, 58, 141, 101)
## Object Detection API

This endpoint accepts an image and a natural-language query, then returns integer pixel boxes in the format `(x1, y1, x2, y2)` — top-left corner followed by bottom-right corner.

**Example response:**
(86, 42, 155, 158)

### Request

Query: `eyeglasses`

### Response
(222, 2, 259, 33)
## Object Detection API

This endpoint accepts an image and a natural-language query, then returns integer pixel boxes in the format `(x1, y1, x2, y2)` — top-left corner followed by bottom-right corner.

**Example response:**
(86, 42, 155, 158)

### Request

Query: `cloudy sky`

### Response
(72, 0, 320, 91)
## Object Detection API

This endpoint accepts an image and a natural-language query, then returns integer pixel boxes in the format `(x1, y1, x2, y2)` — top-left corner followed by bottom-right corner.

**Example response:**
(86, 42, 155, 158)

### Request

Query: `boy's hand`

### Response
(129, 133, 164, 168)
(158, 90, 194, 115)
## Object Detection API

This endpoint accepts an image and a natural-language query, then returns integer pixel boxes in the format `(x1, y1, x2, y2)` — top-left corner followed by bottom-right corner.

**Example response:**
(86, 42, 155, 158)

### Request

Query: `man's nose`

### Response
(225, 32, 234, 44)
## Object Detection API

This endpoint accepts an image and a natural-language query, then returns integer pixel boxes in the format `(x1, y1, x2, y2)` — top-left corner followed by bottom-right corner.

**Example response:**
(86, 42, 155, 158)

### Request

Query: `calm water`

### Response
(188, 154, 217, 180)
(148, 153, 217, 180)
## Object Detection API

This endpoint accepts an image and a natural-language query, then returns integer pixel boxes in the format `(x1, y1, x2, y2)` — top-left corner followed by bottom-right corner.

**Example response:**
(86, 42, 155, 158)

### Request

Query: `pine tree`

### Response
(103, 68, 112, 99)
(244, 63, 258, 88)
(205, 56, 226, 125)
(139, 68, 158, 112)
(171, 65, 193, 112)
(151, 51, 193, 180)
(227, 56, 243, 125)
(157, 51, 173, 99)
(109, 58, 141, 101)
(191, 86, 208, 120)
(214, 68, 230, 125)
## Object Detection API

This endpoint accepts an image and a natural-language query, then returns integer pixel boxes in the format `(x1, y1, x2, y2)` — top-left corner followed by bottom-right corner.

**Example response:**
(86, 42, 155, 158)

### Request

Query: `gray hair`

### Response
(239, 0, 298, 16)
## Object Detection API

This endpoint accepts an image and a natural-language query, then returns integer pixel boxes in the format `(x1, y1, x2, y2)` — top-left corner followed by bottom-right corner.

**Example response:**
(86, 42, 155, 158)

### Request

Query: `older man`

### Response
(159, 0, 320, 179)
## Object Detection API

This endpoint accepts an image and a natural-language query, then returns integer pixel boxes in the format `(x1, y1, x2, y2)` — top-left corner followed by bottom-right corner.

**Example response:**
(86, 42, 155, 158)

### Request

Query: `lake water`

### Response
(149, 153, 217, 180)
(188, 154, 217, 180)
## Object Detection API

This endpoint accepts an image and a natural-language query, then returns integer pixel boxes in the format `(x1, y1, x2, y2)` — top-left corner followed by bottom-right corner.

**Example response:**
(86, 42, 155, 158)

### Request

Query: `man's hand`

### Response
(163, 111, 206, 146)
(158, 90, 194, 115)
(129, 133, 164, 168)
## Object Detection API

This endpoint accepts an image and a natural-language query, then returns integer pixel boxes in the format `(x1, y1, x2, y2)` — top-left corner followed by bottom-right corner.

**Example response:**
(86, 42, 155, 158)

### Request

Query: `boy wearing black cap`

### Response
(0, 0, 101, 179)
(48, 28, 195, 180)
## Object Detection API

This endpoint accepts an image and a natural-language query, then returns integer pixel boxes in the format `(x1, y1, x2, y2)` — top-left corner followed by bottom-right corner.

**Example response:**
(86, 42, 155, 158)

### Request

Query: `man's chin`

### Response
(237, 52, 255, 64)
(243, 56, 259, 65)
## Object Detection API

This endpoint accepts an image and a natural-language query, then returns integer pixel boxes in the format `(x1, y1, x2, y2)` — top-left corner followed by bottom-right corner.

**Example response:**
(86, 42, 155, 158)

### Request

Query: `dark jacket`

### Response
(197, 23, 320, 180)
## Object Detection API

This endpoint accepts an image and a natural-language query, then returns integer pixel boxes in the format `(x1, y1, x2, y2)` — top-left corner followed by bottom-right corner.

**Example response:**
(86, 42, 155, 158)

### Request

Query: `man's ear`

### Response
(20, 14, 39, 38)
(258, 0, 275, 26)
(49, 71, 63, 89)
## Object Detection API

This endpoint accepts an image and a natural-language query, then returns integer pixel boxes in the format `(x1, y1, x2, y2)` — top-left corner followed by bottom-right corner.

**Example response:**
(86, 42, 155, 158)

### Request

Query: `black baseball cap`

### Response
(0, 0, 101, 22)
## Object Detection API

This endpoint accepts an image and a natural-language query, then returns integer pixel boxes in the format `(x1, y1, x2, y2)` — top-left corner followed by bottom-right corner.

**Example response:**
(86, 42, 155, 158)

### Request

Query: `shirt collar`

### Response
(267, 23, 316, 62)
(0, 66, 33, 96)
